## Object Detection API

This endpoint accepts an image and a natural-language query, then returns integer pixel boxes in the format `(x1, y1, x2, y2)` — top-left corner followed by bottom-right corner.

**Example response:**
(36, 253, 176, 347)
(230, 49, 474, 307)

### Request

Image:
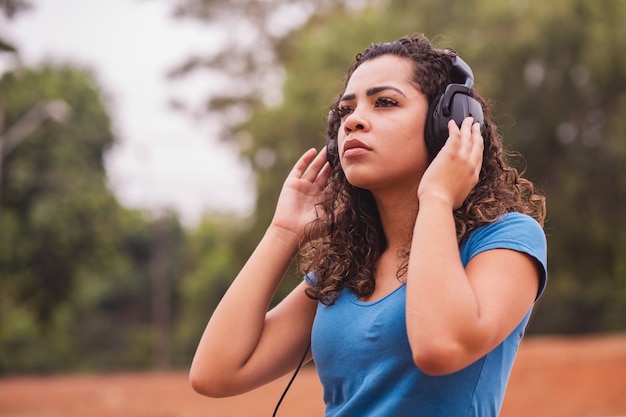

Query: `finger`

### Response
(470, 122, 484, 175)
(471, 121, 483, 141)
(461, 116, 475, 129)
(460, 117, 476, 139)
(445, 119, 463, 153)
(447, 119, 461, 137)
(315, 160, 332, 187)
(288, 148, 318, 179)
(455, 117, 475, 155)
(301, 146, 329, 182)
(471, 122, 484, 159)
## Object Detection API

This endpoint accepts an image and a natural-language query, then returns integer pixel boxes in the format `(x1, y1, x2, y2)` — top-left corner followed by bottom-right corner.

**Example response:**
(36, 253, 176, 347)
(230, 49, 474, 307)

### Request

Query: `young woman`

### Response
(190, 33, 547, 417)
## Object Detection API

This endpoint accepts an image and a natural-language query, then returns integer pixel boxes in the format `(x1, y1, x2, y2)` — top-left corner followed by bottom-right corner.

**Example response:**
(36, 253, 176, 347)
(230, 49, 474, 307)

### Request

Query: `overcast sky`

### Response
(0, 0, 255, 226)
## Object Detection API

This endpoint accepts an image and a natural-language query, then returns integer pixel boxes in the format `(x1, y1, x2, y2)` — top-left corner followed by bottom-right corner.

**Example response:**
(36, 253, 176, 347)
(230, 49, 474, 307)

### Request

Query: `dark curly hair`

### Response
(300, 34, 546, 305)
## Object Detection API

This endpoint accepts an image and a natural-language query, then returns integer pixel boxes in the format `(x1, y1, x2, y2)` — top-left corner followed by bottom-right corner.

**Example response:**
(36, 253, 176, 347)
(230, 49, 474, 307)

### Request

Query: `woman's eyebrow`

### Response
(340, 85, 407, 102)
(366, 85, 407, 97)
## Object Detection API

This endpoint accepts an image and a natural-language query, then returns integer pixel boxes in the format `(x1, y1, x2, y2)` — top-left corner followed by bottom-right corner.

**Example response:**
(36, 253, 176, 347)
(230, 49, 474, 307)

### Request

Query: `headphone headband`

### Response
(450, 55, 475, 89)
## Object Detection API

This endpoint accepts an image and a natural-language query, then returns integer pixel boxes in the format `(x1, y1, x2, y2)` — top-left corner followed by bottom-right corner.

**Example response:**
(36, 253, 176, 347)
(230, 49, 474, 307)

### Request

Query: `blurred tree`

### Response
(150, 212, 185, 369)
(173, 213, 245, 366)
(0, 0, 30, 17)
(168, 0, 372, 139)
(0, 63, 185, 373)
(498, 1, 626, 333)
(172, 0, 626, 333)
(0, 0, 31, 53)
(0, 64, 120, 324)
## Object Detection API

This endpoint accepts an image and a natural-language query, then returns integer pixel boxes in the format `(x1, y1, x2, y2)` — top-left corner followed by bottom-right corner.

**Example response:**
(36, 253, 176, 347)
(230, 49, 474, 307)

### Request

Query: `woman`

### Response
(190, 33, 547, 417)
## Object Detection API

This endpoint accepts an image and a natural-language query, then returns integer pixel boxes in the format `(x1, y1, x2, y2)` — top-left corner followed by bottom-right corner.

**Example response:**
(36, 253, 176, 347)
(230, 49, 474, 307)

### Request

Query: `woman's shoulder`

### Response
(462, 212, 548, 298)
(473, 212, 544, 240)
(462, 212, 547, 264)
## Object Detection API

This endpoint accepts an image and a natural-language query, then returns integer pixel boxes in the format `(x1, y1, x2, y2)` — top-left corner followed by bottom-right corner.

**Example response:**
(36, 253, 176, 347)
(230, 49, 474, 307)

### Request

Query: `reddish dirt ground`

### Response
(1, 333, 625, 417)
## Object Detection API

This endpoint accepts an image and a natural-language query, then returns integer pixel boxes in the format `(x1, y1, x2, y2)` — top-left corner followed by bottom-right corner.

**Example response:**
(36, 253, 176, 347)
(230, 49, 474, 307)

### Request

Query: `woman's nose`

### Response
(343, 110, 368, 134)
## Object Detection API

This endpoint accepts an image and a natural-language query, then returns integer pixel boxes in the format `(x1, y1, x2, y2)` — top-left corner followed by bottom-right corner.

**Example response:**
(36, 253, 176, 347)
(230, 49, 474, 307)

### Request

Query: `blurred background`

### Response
(0, 0, 625, 375)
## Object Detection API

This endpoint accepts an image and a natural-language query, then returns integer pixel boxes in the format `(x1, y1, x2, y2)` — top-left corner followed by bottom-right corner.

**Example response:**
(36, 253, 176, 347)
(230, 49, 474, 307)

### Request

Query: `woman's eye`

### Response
(375, 97, 398, 107)
(337, 106, 353, 118)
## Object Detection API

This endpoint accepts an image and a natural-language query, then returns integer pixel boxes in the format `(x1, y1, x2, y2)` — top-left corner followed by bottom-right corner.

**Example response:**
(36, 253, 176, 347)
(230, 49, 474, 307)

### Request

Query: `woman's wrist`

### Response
(266, 223, 303, 254)
(417, 190, 456, 212)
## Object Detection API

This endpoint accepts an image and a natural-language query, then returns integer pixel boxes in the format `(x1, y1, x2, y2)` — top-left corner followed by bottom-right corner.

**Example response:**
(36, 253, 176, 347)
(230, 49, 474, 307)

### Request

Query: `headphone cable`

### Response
(272, 342, 311, 417)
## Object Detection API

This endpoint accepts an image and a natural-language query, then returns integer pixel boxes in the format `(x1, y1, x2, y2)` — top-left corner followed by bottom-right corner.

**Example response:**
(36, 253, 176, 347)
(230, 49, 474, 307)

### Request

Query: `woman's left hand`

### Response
(417, 117, 484, 209)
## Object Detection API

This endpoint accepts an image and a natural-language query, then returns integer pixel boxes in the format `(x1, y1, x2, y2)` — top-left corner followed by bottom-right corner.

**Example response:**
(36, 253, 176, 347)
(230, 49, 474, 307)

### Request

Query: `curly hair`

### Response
(300, 34, 546, 305)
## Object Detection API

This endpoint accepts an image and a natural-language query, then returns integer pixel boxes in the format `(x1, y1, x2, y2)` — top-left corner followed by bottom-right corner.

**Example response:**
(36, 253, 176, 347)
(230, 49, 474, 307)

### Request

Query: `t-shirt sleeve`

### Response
(460, 212, 548, 299)
(304, 273, 318, 286)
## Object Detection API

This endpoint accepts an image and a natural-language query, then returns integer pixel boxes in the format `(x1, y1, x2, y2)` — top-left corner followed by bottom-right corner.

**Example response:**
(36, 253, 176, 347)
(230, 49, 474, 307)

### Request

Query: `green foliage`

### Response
(1, 65, 116, 323)
(0, 64, 186, 373)
(0, 65, 118, 323)
(174, 214, 247, 365)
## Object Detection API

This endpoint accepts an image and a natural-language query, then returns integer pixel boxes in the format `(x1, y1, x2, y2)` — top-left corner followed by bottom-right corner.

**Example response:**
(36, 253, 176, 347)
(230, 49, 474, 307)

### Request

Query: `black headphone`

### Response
(427, 55, 484, 157)
(325, 54, 484, 166)
(325, 109, 340, 167)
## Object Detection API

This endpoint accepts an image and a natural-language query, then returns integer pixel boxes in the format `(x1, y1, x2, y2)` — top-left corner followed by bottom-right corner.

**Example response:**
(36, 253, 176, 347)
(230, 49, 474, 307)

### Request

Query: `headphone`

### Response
(427, 55, 484, 157)
(325, 54, 484, 166)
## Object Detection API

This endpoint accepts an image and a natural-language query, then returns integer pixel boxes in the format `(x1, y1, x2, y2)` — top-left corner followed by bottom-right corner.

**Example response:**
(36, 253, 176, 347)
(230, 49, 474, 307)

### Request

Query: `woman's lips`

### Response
(342, 138, 371, 158)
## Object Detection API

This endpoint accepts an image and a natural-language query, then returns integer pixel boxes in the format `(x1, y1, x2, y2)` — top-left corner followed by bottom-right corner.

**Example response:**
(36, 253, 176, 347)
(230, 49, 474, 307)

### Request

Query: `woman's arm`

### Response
(189, 148, 330, 397)
(406, 118, 539, 375)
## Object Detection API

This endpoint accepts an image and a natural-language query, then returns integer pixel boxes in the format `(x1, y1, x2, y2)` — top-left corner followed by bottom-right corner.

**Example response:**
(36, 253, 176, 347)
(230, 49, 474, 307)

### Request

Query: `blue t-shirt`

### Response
(310, 212, 547, 417)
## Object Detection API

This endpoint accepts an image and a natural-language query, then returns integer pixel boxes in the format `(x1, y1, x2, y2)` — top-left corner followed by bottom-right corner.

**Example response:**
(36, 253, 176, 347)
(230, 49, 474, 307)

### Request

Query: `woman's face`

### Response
(337, 54, 430, 194)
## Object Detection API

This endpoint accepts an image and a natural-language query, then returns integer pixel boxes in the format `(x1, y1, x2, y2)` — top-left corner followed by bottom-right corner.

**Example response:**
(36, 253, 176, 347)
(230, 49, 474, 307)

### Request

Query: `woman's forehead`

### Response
(345, 55, 415, 92)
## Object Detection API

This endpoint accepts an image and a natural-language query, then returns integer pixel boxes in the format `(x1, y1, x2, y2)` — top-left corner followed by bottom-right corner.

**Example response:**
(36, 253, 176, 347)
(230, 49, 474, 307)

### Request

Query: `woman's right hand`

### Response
(270, 147, 332, 242)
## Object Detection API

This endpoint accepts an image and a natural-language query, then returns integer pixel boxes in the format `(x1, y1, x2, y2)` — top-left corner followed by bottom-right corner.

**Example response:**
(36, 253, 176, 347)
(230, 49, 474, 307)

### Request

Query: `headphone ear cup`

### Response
(427, 88, 485, 158)
(326, 110, 340, 167)
(450, 93, 484, 133)
(426, 94, 448, 158)
(326, 135, 338, 167)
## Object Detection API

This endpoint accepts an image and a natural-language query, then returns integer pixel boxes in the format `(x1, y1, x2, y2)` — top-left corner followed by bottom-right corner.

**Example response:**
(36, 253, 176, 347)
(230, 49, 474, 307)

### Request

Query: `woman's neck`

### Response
(373, 186, 419, 251)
